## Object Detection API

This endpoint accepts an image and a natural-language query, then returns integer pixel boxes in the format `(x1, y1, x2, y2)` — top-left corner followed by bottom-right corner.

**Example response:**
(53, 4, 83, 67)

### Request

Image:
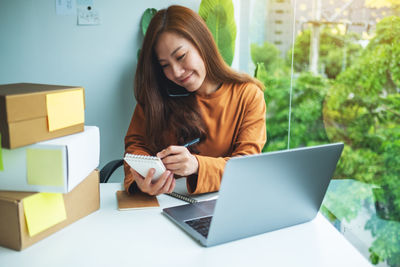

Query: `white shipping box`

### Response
(0, 126, 99, 193)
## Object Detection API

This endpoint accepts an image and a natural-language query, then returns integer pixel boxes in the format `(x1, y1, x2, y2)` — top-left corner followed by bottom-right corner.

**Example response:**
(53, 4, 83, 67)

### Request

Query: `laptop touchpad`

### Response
(165, 200, 217, 221)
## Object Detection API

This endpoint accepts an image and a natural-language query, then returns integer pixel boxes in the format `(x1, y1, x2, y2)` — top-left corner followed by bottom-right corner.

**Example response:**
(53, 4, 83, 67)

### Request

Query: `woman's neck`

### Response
(197, 78, 221, 95)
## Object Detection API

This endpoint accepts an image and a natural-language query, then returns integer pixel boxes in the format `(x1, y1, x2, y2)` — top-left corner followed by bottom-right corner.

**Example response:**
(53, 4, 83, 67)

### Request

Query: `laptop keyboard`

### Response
(185, 216, 213, 238)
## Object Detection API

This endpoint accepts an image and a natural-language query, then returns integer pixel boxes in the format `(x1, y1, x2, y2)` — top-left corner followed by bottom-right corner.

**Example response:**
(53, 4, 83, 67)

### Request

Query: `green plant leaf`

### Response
(254, 62, 267, 80)
(199, 0, 234, 23)
(199, 0, 236, 66)
(204, 5, 234, 65)
(141, 8, 157, 36)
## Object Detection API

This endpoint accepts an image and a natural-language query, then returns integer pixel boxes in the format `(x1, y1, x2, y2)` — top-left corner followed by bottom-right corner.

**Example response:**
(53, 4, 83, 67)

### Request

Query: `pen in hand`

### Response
(165, 138, 200, 203)
(157, 138, 200, 175)
(183, 138, 200, 148)
(157, 138, 200, 158)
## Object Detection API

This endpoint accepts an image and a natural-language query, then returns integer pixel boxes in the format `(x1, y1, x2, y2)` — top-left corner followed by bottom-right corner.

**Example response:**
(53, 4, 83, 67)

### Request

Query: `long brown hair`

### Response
(134, 5, 263, 153)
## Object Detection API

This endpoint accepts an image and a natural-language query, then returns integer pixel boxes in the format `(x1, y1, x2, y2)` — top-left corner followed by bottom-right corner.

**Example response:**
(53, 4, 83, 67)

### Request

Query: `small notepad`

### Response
(124, 153, 166, 182)
(116, 190, 159, 210)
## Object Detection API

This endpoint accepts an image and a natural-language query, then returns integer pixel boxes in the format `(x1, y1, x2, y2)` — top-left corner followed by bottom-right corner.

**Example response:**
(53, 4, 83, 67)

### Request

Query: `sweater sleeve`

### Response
(123, 104, 151, 193)
(188, 87, 267, 194)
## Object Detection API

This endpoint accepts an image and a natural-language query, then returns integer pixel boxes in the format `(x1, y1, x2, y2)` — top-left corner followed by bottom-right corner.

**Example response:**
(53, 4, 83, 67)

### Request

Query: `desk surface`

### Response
(0, 183, 372, 267)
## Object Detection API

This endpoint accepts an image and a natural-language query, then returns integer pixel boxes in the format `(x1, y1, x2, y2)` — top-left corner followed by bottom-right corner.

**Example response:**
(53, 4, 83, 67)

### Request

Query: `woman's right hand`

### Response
(130, 168, 175, 196)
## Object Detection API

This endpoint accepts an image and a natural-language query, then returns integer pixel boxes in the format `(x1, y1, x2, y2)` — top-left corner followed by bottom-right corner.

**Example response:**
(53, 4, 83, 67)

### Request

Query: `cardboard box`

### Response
(0, 126, 99, 193)
(0, 83, 85, 149)
(0, 169, 100, 251)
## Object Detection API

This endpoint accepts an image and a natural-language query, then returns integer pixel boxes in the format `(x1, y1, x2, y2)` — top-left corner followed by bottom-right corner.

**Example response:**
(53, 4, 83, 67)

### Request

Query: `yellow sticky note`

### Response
(23, 193, 67, 237)
(46, 89, 84, 131)
(26, 148, 64, 186)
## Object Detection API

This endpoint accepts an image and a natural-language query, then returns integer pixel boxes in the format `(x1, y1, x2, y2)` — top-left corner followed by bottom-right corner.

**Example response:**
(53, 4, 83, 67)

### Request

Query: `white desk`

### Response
(0, 183, 372, 267)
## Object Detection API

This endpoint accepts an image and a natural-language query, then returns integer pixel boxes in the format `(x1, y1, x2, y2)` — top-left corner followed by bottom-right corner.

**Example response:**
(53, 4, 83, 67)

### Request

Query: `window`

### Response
(249, 0, 400, 265)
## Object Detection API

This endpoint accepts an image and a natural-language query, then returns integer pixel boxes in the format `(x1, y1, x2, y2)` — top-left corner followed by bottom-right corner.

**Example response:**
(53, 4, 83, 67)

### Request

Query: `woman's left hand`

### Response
(157, 146, 199, 176)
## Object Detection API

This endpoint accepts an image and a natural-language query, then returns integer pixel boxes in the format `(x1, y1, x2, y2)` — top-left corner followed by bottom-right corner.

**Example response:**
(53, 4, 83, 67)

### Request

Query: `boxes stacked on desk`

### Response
(0, 83, 100, 251)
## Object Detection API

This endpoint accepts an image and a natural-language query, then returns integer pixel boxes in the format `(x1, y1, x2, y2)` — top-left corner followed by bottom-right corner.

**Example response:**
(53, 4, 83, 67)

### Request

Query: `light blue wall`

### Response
(0, 0, 201, 182)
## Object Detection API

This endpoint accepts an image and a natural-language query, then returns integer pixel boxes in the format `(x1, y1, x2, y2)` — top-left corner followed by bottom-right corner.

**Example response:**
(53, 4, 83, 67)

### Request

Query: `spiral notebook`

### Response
(124, 153, 208, 204)
(124, 153, 166, 182)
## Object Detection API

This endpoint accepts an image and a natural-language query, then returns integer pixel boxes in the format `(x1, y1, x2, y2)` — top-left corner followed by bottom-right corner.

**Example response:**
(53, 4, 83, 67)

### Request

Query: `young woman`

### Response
(124, 5, 266, 196)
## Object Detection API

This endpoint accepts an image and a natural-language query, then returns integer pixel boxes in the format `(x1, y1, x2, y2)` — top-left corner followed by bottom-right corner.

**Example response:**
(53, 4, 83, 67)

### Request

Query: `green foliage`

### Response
(255, 65, 329, 151)
(322, 180, 372, 223)
(333, 145, 384, 183)
(289, 30, 310, 73)
(261, 74, 291, 151)
(323, 16, 400, 265)
(199, 0, 236, 66)
(320, 205, 338, 223)
(288, 73, 330, 148)
(254, 62, 266, 81)
(324, 17, 400, 167)
(370, 16, 400, 47)
(289, 27, 362, 79)
(251, 42, 329, 151)
(141, 8, 157, 36)
(137, 3, 238, 66)
(253, 16, 400, 266)
(251, 15, 400, 266)
(365, 214, 400, 266)
(137, 8, 158, 60)
(251, 42, 284, 73)
(321, 178, 400, 267)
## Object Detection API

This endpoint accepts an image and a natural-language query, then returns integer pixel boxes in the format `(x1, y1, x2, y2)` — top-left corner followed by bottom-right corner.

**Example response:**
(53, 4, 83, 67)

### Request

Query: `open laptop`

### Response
(162, 143, 344, 247)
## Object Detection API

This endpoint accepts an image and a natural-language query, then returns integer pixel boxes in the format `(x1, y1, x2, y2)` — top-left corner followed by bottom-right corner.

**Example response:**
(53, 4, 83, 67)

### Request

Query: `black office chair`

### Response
(100, 159, 124, 183)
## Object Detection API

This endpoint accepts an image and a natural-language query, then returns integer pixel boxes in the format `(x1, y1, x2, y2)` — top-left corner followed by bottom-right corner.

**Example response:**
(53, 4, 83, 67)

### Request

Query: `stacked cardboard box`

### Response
(0, 83, 100, 250)
(0, 83, 85, 148)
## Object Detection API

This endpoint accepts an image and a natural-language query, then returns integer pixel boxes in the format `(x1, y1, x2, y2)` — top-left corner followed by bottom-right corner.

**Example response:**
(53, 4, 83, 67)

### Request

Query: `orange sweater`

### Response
(124, 82, 266, 194)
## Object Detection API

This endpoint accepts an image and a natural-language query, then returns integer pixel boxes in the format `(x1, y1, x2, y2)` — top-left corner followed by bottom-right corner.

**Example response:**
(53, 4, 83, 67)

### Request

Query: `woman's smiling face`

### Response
(155, 31, 210, 94)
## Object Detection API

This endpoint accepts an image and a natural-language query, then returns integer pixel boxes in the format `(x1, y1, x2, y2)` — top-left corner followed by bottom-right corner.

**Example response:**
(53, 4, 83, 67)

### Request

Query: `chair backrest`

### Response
(100, 159, 124, 183)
